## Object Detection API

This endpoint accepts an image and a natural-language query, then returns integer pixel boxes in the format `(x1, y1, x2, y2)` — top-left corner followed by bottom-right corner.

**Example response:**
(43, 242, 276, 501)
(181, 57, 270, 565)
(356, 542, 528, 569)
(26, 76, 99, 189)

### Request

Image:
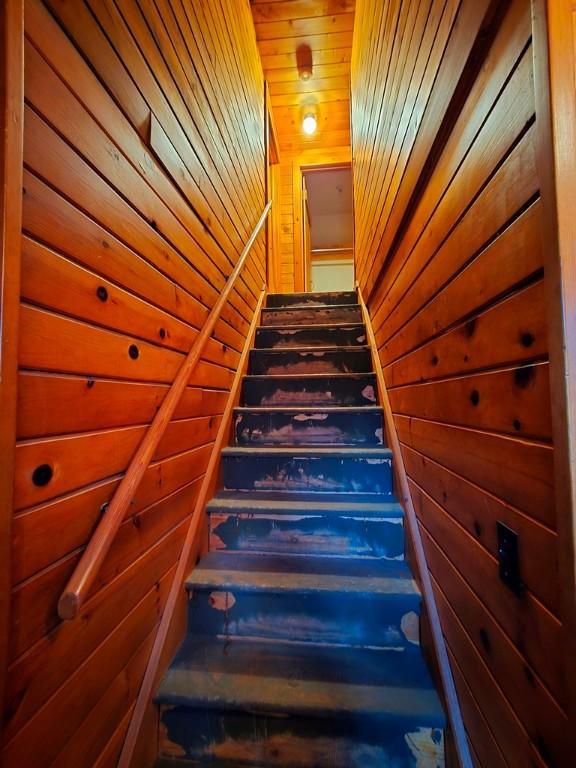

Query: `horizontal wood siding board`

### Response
(420, 526, 567, 767)
(378, 199, 544, 366)
(401, 442, 558, 614)
(396, 415, 554, 527)
(17, 373, 228, 439)
(388, 363, 552, 441)
(11, 446, 211, 587)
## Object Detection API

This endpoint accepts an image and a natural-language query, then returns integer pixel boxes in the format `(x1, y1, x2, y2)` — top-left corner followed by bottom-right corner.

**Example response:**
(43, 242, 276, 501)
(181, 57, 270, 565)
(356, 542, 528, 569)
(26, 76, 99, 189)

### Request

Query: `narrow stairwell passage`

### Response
(156, 291, 445, 767)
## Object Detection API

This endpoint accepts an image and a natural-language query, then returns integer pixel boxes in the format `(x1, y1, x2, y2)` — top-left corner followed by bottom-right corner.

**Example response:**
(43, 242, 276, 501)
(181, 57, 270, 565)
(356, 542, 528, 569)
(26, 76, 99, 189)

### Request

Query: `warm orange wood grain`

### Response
(7, 2, 268, 764)
(351, 0, 568, 764)
(0, 0, 23, 735)
(251, 0, 353, 156)
(58, 202, 270, 621)
(531, 0, 576, 756)
(117, 289, 266, 768)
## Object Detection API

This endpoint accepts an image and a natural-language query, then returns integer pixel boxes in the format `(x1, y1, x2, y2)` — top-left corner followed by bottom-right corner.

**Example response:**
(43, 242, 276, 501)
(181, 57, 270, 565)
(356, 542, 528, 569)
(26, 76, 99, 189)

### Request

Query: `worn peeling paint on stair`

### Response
(157, 291, 446, 768)
(160, 705, 444, 767)
(257, 355, 354, 375)
(234, 409, 384, 446)
(405, 727, 445, 767)
(224, 454, 393, 494)
(401, 610, 421, 645)
(361, 384, 376, 402)
(210, 512, 405, 559)
(188, 589, 419, 648)
(208, 591, 236, 611)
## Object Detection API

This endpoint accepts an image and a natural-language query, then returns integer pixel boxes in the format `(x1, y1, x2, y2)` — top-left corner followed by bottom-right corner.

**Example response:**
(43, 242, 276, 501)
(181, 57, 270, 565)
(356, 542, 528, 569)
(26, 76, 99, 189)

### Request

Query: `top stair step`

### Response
(267, 291, 358, 308)
(261, 305, 362, 327)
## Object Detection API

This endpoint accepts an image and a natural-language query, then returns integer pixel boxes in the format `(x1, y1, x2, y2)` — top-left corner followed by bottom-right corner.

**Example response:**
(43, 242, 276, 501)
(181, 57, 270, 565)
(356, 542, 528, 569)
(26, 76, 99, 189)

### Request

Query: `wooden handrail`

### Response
(57, 202, 272, 621)
(117, 287, 266, 768)
(357, 286, 473, 768)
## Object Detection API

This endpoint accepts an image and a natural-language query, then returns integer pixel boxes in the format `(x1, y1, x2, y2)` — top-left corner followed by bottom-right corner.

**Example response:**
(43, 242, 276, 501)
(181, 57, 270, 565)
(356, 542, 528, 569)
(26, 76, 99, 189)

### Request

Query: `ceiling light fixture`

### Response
(302, 112, 317, 135)
(296, 44, 313, 81)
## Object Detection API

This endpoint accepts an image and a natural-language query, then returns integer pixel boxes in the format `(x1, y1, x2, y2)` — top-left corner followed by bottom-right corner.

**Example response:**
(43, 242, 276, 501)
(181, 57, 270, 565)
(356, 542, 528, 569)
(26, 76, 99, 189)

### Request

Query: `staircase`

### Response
(156, 290, 445, 768)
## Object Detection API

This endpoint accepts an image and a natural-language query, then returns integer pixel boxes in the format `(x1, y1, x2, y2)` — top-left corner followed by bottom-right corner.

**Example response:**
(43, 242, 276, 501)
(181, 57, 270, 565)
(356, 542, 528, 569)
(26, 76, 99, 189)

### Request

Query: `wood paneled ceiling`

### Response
(250, 0, 355, 156)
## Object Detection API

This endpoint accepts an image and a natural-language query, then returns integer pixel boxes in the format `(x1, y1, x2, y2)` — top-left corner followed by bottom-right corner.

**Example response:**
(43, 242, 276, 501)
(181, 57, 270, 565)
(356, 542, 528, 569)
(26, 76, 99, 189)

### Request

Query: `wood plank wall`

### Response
(2, 0, 265, 765)
(351, 0, 568, 765)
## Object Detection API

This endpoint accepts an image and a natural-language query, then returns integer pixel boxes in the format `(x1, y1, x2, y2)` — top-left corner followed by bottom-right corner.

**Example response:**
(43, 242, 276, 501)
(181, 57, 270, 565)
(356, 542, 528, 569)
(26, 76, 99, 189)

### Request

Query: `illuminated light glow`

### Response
(302, 113, 317, 135)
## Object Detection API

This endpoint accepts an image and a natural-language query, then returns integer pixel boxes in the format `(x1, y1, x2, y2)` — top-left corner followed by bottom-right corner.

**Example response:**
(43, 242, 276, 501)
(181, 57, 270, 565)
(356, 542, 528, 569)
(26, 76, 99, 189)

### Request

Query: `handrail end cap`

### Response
(58, 592, 80, 621)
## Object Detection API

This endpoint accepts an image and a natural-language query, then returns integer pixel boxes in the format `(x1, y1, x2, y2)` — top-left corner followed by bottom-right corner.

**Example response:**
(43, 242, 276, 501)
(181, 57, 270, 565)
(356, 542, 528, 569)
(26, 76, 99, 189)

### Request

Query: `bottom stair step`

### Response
(157, 637, 445, 767)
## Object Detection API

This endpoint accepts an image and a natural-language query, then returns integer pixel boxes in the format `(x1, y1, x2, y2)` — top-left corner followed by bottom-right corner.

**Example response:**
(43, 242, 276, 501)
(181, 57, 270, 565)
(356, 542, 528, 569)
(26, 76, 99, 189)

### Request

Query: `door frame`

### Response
(292, 148, 352, 292)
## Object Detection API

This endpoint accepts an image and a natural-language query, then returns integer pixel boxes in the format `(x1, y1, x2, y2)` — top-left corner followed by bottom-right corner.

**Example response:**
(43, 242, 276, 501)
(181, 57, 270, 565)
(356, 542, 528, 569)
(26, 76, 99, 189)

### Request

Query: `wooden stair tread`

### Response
(256, 322, 365, 332)
(250, 344, 370, 353)
(186, 552, 417, 595)
(206, 490, 402, 517)
(233, 405, 383, 414)
(156, 637, 444, 724)
(221, 445, 392, 458)
(262, 303, 361, 313)
(244, 371, 377, 381)
(266, 291, 358, 307)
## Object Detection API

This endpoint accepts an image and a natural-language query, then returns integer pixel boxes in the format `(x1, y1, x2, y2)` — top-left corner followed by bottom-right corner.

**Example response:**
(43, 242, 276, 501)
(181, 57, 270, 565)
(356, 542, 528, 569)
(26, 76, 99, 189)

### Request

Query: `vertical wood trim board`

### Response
(351, 0, 572, 764)
(531, 0, 576, 757)
(0, 0, 24, 734)
(1, 0, 266, 764)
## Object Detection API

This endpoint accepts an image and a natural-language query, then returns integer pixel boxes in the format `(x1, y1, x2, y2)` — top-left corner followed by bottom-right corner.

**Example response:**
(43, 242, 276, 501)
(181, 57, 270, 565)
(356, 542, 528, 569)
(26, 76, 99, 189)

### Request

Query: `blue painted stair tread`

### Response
(249, 346, 372, 375)
(255, 323, 367, 349)
(241, 372, 378, 407)
(206, 490, 404, 515)
(185, 552, 420, 649)
(266, 290, 358, 307)
(207, 491, 403, 559)
(233, 405, 384, 446)
(261, 304, 363, 326)
(157, 638, 445, 767)
(221, 446, 393, 494)
(186, 551, 417, 591)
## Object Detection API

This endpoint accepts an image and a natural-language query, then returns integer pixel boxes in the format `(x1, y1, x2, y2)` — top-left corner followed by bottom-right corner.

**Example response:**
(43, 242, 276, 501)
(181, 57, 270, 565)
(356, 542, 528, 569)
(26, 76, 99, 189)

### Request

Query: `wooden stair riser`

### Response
(158, 707, 444, 768)
(233, 408, 384, 446)
(249, 347, 372, 375)
(222, 453, 393, 494)
(209, 510, 404, 559)
(241, 373, 378, 407)
(266, 291, 358, 308)
(186, 588, 421, 648)
(261, 305, 362, 326)
(255, 325, 367, 349)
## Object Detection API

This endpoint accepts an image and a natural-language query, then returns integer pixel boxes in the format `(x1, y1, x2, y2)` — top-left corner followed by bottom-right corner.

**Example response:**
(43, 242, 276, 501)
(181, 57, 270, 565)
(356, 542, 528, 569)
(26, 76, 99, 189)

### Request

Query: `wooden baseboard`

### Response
(357, 285, 473, 768)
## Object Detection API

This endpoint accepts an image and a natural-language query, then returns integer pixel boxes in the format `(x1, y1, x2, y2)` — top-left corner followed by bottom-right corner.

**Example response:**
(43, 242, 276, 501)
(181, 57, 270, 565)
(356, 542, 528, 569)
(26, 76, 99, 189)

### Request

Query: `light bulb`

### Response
(302, 113, 317, 135)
